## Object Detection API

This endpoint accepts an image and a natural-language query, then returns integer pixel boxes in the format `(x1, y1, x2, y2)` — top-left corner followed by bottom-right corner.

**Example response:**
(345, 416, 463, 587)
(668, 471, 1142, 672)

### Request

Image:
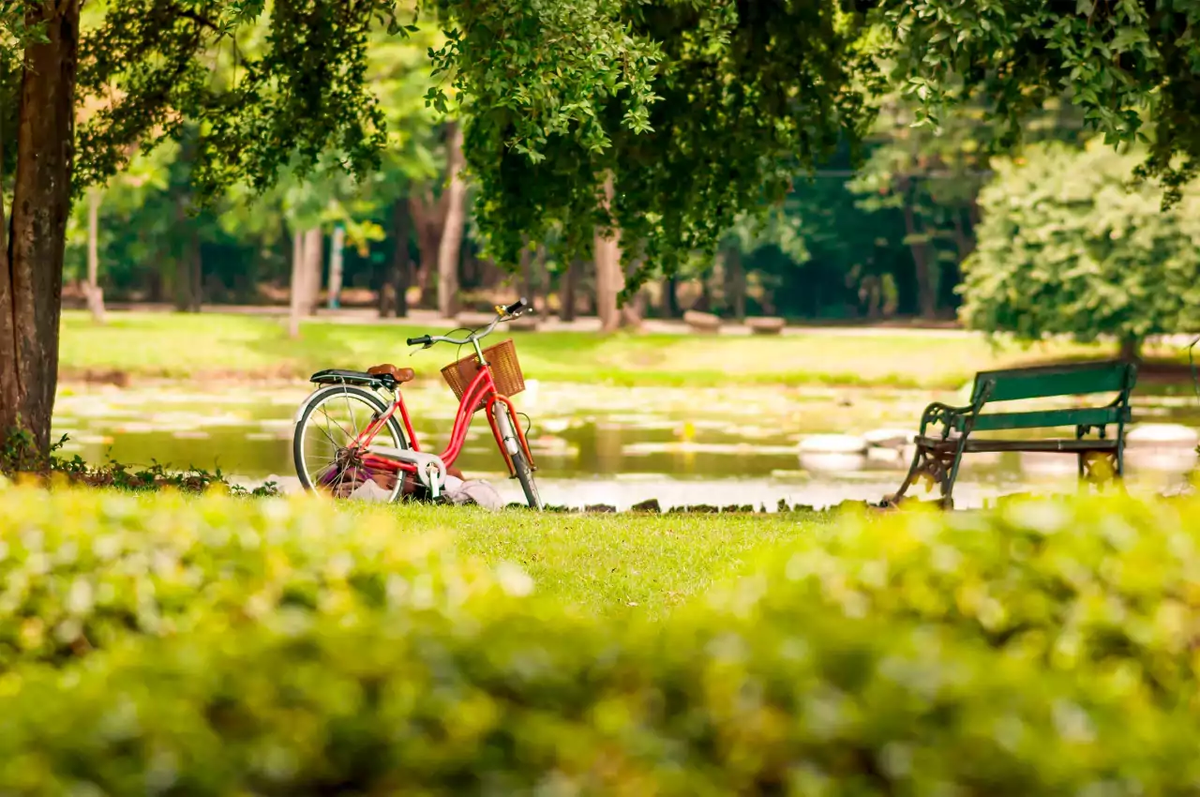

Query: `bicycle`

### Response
(292, 299, 542, 509)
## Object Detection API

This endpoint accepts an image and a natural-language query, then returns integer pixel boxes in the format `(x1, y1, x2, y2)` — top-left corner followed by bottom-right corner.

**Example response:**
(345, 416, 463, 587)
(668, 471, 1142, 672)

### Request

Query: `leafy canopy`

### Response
(438, 0, 877, 293)
(10, 0, 1200, 294)
(876, 0, 1200, 206)
(30, 0, 410, 201)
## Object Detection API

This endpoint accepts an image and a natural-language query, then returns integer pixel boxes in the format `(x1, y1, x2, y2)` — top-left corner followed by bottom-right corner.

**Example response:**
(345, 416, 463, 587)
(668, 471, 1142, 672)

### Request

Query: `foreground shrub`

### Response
(2, 489, 1200, 793)
(0, 489, 503, 666)
(0, 598, 1196, 795)
(740, 496, 1200, 708)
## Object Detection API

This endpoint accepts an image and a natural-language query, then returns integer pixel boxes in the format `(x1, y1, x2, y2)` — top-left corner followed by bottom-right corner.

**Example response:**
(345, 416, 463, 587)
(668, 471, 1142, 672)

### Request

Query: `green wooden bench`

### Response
(890, 360, 1138, 507)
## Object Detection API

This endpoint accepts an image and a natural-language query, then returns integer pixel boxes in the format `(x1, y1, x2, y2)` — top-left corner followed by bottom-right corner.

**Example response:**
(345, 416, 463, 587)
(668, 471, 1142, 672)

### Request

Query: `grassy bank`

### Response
(397, 502, 828, 617)
(56, 310, 1144, 389)
(0, 486, 824, 620)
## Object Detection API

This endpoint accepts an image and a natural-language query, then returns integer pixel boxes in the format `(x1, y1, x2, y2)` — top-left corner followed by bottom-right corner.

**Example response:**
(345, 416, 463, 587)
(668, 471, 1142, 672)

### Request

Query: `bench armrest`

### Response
(918, 401, 978, 440)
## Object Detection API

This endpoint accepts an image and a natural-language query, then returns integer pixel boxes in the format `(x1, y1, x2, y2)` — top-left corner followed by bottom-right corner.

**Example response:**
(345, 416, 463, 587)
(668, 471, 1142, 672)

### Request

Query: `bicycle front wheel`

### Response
(293, 385, 408, 501)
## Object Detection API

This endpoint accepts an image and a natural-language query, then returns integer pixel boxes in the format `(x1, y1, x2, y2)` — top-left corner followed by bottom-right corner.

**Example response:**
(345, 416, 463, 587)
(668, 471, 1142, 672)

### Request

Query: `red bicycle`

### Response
(292, 299, 542, 509)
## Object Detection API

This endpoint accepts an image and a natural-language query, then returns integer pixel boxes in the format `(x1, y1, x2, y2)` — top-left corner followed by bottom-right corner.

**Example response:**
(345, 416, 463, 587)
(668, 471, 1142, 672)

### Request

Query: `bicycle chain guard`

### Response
(367, 445, 448, 494)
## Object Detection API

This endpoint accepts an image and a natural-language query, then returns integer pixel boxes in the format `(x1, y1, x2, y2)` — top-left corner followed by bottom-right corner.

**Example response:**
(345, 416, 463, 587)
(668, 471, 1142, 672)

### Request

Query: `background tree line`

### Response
(63, 85, 1111, 328)
(6, 0, 1200, 454)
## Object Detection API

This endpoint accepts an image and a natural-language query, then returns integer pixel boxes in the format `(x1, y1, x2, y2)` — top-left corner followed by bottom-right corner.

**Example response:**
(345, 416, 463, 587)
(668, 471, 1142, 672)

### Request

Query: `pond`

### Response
(52, 380, 1200, 510)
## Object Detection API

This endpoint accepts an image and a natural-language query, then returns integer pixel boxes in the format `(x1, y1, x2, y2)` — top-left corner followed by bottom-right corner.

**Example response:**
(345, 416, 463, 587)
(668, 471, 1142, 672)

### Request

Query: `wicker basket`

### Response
(441, 339, 525, 411)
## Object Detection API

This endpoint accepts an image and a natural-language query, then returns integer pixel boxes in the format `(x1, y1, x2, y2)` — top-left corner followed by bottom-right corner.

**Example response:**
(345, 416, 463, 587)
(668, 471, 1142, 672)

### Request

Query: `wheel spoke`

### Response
(343, 387, 362, 441)
(317, 405, 350, 445)
(297, 389, 405, 500)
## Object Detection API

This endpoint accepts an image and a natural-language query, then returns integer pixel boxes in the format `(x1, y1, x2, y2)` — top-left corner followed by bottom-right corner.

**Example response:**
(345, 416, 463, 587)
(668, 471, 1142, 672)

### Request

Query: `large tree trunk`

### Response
(0, 2, 81, 454)
(189, 228, 202, 312)
(560, 260, 577, 322)
(619, 259, 644, 329)
(174, 224, 202, 313)
(1120, 336, 1141, 362)
(328, 224, 345, 309)
(436, 122, 467, 319)
(594, 175, 624, 333)
(519, 243, 534, 305)
(724, 244, 746, 321)
(288, 228, 305, 338)
(85, 187, 106, 323)
(380, 198, 412, 318)
(522, 244, 545, 310)
(409, 192, 442, 307)
(661, 275, 679, 319)
(899, 176, 936, 320)
(302, 227, 323, 313)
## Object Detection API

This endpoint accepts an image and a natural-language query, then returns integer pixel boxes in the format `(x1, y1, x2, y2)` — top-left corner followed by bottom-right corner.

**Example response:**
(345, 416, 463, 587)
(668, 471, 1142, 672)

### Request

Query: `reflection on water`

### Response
(52, 381, 1200, 510)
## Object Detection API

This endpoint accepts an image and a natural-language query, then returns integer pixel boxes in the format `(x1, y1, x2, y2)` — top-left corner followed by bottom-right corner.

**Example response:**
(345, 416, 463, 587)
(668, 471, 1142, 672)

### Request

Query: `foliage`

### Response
(1, 491, 1200, 792)
(724, 202, 810, 266)
(873, 0, 1200, 206)
(446, 0, 879, 291)
(750, 494, 1200, 707)
(0, 428, 278, 499)
(0, 489, 495, 667)
(69, 0, 412, 202)
(960, 141, 1200, 346)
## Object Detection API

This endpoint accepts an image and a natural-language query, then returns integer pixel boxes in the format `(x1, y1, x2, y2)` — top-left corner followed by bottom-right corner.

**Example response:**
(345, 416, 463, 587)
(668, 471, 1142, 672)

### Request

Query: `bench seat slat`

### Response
(916, 436, 1119, 453)
(953, 405, 1129, 433)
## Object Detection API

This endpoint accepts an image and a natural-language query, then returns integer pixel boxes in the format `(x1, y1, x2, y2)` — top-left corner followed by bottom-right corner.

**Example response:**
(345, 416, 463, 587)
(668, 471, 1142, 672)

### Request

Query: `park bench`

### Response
(890, 360, 1138, 508)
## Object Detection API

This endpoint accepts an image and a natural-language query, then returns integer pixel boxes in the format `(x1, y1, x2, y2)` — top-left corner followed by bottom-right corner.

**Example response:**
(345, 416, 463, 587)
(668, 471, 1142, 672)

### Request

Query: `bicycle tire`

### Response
(293, 385, 409, 501)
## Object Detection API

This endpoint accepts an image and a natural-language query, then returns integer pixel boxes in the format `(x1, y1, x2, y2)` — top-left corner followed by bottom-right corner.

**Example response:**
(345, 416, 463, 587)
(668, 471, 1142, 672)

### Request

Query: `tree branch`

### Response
(173, 7, 223, 35)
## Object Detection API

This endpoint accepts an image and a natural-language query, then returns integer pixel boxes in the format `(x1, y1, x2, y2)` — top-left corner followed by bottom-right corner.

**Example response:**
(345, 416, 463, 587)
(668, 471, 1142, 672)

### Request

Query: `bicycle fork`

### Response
(493, 405, 521, 457)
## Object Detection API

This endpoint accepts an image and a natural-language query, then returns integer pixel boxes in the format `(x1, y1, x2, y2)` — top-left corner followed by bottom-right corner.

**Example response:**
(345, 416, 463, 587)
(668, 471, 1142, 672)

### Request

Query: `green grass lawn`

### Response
(0, 484, 825, 619)
(59, 310, 1139, 389)
(343, 501, 829, 617)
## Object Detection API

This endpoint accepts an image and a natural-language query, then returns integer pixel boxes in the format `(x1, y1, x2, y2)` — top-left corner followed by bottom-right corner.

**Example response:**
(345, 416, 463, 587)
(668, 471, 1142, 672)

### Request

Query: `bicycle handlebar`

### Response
(408, 298, 531, 350)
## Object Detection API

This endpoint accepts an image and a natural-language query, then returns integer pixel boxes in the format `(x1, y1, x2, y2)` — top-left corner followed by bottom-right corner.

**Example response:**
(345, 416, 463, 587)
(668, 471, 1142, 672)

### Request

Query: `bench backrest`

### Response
(971, 360, 1137, 405)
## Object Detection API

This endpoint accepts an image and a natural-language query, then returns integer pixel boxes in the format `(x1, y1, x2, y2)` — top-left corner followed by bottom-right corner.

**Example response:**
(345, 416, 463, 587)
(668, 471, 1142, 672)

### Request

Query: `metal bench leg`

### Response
(890, 440, 959, 509)
(890, 444, 925, 503)
(940, 439, 969, 510)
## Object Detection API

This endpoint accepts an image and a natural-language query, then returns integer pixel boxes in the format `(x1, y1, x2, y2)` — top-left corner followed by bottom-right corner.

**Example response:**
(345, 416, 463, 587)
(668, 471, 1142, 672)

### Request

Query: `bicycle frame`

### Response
(350, 357, 537, 481)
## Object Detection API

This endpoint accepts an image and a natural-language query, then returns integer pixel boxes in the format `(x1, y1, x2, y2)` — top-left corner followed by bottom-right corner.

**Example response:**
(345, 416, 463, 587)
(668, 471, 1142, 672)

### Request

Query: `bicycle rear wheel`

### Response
(293, 385, 408, 501)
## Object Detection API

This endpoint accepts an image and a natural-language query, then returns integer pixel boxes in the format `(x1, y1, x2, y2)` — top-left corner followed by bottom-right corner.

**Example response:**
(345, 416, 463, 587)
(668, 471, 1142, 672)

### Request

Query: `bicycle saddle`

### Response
(367, 364, 416, 383)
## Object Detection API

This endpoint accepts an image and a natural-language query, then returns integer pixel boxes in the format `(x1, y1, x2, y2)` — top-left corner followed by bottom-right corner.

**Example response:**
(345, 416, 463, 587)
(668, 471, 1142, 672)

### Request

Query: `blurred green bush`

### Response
(0, 488, 1198, 795)
(0, 489, 501, 666)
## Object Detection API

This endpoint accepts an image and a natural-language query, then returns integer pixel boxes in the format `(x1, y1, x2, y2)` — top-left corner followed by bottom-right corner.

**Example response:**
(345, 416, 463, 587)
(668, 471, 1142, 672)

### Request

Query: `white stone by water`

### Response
(798, 434, 868, 454)
(1126, 424, 1200, 449)
(799, 452, 866, 473)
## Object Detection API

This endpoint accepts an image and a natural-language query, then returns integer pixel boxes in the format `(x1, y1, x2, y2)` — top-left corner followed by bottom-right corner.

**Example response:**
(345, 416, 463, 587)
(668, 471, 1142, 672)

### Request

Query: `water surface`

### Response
(53, 380, 1200, 510)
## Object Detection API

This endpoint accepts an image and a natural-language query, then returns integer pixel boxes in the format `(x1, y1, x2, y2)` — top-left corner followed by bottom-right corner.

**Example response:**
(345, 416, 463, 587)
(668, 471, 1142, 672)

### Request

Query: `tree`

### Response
(718, 204, 809, 320)
(445, 0, 876, 293)
(435, 121, 466, 318)
(2, 0, 405, 453)
(960, 140, 1200, 357)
